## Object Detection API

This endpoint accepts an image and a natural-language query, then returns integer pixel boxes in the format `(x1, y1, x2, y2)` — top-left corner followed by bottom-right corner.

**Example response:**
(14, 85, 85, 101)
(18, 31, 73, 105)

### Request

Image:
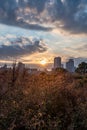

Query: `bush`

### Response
(0, 70, 87, 130)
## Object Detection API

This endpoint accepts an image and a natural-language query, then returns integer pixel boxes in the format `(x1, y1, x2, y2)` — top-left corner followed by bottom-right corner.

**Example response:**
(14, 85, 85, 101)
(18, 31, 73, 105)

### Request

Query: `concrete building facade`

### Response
(66, 59, 75, 72)
(54, 57, 61, 69)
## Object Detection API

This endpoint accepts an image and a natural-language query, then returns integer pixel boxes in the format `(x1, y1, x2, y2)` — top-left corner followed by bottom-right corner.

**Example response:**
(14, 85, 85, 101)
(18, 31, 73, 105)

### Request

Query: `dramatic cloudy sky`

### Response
(0, 0, 87, 68)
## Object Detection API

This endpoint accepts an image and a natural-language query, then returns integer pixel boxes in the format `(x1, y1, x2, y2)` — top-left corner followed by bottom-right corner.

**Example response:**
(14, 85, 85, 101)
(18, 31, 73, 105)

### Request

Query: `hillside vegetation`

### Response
(0, 68, 87, 130)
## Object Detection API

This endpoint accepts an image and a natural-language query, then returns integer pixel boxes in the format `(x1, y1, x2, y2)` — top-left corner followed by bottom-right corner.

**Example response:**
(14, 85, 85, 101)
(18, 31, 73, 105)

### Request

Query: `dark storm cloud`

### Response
(0, 0, 51, 31)
(0, 37, 47, 59)
(0, 0, 17, 20)
(50, 0, 87, 33)
(0, 0, 87, 33)
(27, 0, 47, 12)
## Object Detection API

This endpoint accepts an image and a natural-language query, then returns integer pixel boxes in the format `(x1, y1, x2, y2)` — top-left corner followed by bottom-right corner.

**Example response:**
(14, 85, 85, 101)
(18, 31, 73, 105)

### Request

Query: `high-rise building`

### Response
(66, 59, 75, 72)
(54, 57, 61, 69)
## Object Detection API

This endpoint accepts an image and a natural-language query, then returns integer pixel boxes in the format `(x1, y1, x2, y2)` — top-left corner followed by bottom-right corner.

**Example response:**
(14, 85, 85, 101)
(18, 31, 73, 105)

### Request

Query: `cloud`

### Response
(0, 37, 47, 59)
(26, 0, 47, 12)
(64, 43, 87, 54)
(74, 44, 87, 52)
(49, 0, 87, 34)
(9, 22, 52, 31)
(0, 0, 87, 34)
(0, 0, 17, 20)
(0, 0, 52, 31)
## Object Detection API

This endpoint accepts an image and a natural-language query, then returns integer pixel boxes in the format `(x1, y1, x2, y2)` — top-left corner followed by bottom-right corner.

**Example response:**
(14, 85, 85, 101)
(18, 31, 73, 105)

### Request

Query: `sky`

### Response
(0, 0, 87, 68)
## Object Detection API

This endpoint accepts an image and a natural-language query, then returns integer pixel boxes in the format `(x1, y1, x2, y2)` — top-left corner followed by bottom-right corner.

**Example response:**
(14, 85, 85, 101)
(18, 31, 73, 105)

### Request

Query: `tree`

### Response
(75, 62, 87, 74)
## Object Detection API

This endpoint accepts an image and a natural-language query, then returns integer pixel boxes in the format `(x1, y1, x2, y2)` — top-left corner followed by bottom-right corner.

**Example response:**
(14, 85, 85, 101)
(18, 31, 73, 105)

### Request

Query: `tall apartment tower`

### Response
(54, 57, 61, 69)
(66, 59, 74, 72)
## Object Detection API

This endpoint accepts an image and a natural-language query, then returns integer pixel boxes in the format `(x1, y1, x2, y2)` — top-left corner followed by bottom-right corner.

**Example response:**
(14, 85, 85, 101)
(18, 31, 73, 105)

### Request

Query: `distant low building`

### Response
(0, 64, 8, 71)
(17, 62, 25, 71)
(2, 64, 7, 69)
(66, 59, 75, 72)
(61, 64, 64, 68)
(28, 68, 38, 74)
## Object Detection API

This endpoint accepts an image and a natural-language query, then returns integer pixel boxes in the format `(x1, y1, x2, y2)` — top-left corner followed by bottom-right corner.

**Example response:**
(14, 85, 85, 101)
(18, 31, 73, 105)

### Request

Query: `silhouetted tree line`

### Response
(75, 62, 87, 74)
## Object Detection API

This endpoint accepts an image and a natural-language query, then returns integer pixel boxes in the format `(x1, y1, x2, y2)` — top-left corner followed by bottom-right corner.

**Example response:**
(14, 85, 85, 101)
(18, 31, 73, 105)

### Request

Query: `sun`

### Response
(40, 59, 47, 65)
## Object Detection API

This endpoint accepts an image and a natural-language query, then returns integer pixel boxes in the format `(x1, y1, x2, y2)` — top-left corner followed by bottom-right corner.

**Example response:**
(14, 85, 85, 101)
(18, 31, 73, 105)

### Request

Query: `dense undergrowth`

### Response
(0, 69, 87, 130)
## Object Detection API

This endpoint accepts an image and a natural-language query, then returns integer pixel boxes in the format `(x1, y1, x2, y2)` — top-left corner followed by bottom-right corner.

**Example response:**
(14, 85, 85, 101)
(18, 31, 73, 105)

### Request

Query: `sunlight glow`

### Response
(40, 59, 47, 65)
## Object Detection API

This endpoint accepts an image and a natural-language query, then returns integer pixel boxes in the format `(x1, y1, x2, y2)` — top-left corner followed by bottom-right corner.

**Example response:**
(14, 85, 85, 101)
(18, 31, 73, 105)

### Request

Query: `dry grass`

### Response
(0, 69, 87, 130)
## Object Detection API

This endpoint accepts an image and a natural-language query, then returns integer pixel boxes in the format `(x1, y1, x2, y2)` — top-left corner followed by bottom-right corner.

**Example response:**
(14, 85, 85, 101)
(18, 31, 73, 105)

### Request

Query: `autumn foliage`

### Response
(0, 68, 87, 130)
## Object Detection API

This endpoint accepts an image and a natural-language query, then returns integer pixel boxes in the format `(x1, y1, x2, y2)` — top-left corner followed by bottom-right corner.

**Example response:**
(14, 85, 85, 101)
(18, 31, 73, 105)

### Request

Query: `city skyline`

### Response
(0, 0, 87, 67)
(0, 56, 75, 71)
